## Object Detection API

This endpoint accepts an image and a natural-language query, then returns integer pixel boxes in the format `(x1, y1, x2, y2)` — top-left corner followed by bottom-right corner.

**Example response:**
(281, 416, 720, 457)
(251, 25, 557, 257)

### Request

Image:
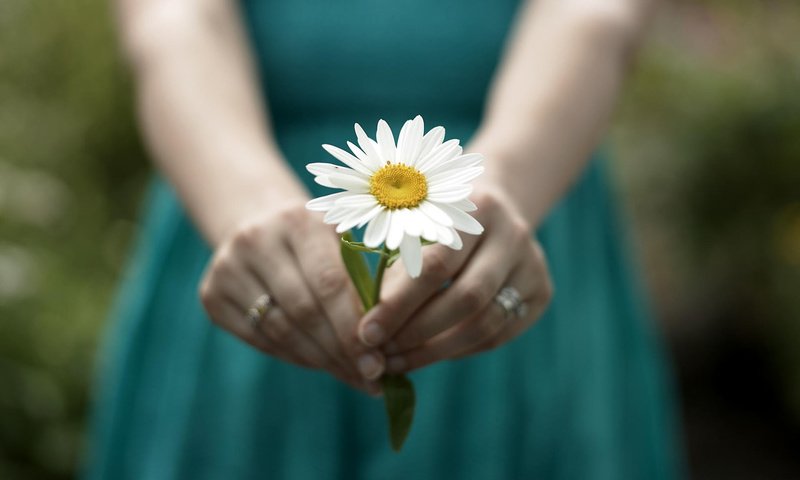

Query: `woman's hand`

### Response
(199, 199, 386, 394)
(356, 184, 553, 373)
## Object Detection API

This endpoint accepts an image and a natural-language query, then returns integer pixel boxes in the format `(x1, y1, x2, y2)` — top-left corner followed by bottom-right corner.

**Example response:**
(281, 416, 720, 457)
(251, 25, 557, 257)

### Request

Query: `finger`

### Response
(383, 251, 547, 373)
(383, 300, 507, 374)
(256, 307, 324, 367)
(454, 244, 554, 359)
(356, 236, 479, 348)
(384, 228, 518, 355)
(218, 297, 379, 395)
(213, 261, 356, 381)
(199, 230, 380, 394)
(287, 220, 385, 380)
(211, 298, 306, 366)
(257, 305, 378, 393)
(199, 250, 282, 358)
(246, 239, 362, 380)
(202, 245, 362, 386)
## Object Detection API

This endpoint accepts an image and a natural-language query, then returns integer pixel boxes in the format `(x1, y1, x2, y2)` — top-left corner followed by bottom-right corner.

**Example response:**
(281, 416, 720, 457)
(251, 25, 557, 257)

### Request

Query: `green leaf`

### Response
(340, 234, 416, 452)
(381, 374, 416, 452)
(385, 251, 401, 268)
(340, 231, 375, 311)
(341, 236, 389, 256)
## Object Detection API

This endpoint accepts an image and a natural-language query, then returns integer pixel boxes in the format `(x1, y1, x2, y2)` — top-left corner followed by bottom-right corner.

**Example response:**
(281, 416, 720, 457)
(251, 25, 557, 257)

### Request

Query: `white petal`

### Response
(408, 116, 425, 165)
(428, 183, 472, 195)
(427, 184, 473, 203)
(376, 119, 396, 164)
(326, 173, 370, 192)
(427, 166, 485, 187)
(368, 139, 388, 166)
(416, 126, 445, 163)
(454, 153, 484, 167)
(427, 190, 472, 203)
(364, 209, 391, 248)
(394, 120, 413, 165)
(418, 201, 454, 227)
(450, 198, 478, 212)
(354, 124, 384, 167)
(306, 191, 353, 211)
(314, 176, 338, 189)
(386, 209, 406, 250)
(403, 209, 423, 237)
(446, 228, 463, 250)
(347, 141, 381, 170)
(323, 207, 352, 224)
(425, 153, 483, 178)
(396, 117, 423, 165)
(435, 224, 454, 245)
(335, 204, 379, 233)
(306, 162, 369, 180)
(334, 194, 378, 208)
(355, 204, 384, 229)
(400, 234, 423, 278)
(322, 144, 374, 175)
(436, 202, 484, 235)
(348, 141, 367, 160)
(417, 139, 462, 173)
(414, 209, 439, 241)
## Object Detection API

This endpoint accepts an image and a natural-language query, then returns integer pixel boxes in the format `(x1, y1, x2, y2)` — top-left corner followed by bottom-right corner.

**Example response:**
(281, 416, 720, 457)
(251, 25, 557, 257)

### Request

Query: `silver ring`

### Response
(246, 293, 273, 329)
(494, 287, 528, 320)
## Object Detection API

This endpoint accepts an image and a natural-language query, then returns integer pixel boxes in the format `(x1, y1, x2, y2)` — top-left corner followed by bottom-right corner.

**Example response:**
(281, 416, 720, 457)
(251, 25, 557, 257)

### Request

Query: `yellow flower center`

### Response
(369, 163, 428, 210)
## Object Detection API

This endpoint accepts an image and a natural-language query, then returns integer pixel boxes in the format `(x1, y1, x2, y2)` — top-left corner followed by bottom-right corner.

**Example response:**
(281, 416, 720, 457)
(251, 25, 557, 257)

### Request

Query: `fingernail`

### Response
(357, 353, 384, 380)
(360, 321, 385, 346)
(383, 340, 400, 355)
(387, 356, 407, 373)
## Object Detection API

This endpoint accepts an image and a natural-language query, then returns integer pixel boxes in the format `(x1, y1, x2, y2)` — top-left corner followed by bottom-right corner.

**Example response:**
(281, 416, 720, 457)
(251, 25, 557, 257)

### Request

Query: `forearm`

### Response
(116, 0, 307, 246)
(470, 0, 657, 227)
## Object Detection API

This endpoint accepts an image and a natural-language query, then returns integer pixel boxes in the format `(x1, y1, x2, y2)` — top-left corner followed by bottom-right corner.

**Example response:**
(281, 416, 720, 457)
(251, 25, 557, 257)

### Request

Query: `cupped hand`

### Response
(356, 185, 553, 373)
(198, 199, 386, 394)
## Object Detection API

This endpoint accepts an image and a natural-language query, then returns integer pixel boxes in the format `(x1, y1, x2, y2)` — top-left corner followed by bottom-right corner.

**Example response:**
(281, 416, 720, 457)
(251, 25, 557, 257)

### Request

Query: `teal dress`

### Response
(84, 0, 684, 478)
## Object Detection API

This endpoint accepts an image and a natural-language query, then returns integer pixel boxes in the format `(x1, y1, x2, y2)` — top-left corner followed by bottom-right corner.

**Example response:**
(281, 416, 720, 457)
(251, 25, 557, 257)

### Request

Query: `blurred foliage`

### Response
(0, 0, 799, 478)
(611, 0, 800, 425)
(0, 1, 148, 478)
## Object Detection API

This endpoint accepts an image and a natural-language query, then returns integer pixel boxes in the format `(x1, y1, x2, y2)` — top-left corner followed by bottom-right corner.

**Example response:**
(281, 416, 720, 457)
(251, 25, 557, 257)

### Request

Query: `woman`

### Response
(85, 0, 683, 478)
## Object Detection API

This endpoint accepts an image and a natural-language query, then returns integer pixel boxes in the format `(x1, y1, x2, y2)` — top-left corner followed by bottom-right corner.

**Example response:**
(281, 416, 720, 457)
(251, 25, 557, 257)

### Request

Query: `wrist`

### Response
(468, 123, 586, 229)
(470, 178, 534, 233)
(189, 153, 310, 247)
(467, 137, 540, 229)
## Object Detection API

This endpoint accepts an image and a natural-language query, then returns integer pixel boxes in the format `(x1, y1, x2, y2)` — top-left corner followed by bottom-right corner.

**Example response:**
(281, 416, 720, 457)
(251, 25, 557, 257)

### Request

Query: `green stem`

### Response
(342, 235, 413, 451)
(371, 246, 391, 309)
(370, 246, 415, 452)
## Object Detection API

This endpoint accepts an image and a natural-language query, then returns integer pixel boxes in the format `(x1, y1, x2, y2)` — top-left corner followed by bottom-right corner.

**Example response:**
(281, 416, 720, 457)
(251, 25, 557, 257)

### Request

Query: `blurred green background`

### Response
(0, 0, 798, 478)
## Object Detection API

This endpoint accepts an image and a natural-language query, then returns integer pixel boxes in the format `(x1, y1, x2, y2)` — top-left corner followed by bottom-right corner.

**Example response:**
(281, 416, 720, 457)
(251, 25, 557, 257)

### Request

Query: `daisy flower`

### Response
(305, 115, 484, 277)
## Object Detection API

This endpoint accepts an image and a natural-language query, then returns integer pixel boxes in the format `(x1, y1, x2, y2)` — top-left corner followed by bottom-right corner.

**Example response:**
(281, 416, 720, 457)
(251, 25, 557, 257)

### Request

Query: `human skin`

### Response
(361, 0, 658, 373)
(114, 0, 657, 391)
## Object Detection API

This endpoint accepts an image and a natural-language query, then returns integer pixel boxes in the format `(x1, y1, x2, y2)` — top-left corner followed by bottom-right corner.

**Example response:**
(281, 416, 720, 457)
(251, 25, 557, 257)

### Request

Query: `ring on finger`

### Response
(246, 293, 274, 329)
(494, 286, 528, 320)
